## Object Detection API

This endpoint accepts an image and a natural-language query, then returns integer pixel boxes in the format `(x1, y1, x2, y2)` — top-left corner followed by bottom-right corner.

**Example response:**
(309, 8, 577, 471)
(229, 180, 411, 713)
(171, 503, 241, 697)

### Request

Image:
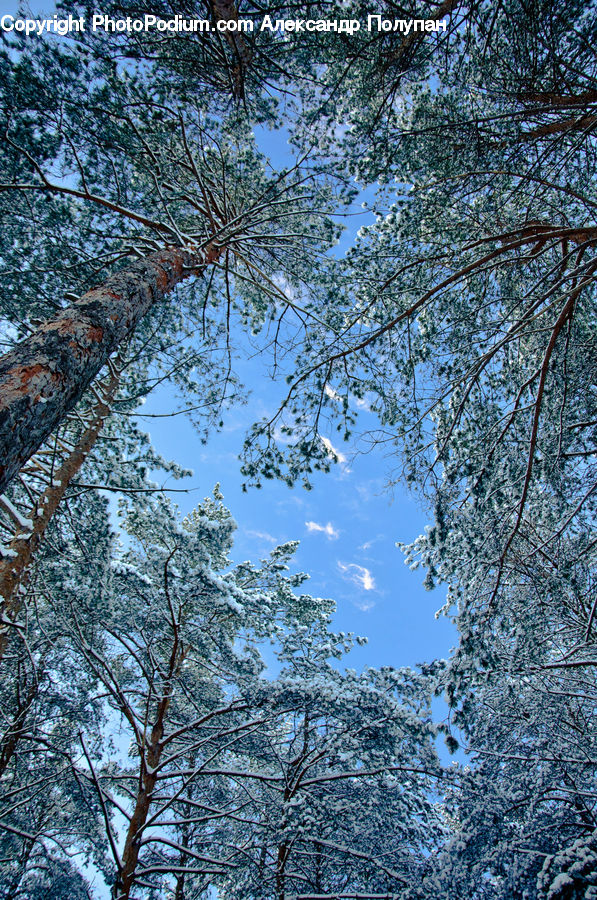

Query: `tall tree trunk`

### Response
(211, 0, 253, 98)
(276, 840, 290, 900)
(0, 659, 43, 779)
(0, 245, 217, 494)
(173, 819, 192, 900)
(113, 580, 184, 900)
(114, 761, 160, 900)
(0, 364, 122, 659)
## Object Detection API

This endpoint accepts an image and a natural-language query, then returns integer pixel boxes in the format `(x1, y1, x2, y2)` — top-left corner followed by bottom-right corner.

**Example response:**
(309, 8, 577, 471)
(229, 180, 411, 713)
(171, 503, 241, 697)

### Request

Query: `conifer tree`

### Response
(21, 490, 442, 899)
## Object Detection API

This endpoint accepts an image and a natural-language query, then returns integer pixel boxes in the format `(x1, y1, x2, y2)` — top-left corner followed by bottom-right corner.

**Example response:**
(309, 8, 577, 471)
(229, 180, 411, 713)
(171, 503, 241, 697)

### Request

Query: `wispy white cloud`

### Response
(320, 435, 348, 465)
(272, 271, 297, 302)
(273, 425, 291, 445)
(355, 478, 384, 501)
(324, 383, 371, 413)
(305, 520, 339, 540)
(246, 529, 277, 544)
(337, 562, 376, 592)
(277, 495, 306, 510)
(359, 534, 383, 552)
(324, 383, 342, 402)
(353, 597, 376, 612)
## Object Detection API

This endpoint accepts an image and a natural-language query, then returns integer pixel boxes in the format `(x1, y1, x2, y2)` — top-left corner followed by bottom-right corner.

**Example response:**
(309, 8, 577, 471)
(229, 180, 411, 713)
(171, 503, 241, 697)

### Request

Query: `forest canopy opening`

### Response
(0, 2, 596, 898)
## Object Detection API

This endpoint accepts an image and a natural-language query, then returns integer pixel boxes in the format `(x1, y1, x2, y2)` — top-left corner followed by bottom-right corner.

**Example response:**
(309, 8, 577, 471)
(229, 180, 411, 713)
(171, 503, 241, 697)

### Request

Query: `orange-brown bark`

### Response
(0, 247, 215, 495)
(211, 0, 252, 98)
(114, 580, 185, 899)
(0, 368, 120, 659)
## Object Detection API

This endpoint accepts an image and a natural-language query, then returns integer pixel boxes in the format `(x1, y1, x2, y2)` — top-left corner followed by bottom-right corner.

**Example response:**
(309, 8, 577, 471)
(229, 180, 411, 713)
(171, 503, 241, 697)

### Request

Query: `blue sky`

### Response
(129, 122, 457, 679)
(138, 373, 456, 674)
(1, 0, 458, 705)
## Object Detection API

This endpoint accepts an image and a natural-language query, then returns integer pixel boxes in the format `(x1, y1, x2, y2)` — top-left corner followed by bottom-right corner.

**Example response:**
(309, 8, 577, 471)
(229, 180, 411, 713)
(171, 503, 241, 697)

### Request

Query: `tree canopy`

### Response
(1, 1, 596, 897)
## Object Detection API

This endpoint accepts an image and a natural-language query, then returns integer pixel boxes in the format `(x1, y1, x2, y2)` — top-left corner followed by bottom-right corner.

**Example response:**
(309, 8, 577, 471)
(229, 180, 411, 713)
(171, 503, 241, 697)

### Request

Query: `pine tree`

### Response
(0, 34, 343, 492)
(20, 489, 444, 899)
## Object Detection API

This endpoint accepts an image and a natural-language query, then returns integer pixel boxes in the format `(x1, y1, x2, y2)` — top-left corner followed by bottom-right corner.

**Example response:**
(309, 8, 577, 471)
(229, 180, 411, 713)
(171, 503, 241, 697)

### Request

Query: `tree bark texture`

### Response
(113, 627, 183, 899)
(0, 366, 121, 659)
(0, 247, 214, 494)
